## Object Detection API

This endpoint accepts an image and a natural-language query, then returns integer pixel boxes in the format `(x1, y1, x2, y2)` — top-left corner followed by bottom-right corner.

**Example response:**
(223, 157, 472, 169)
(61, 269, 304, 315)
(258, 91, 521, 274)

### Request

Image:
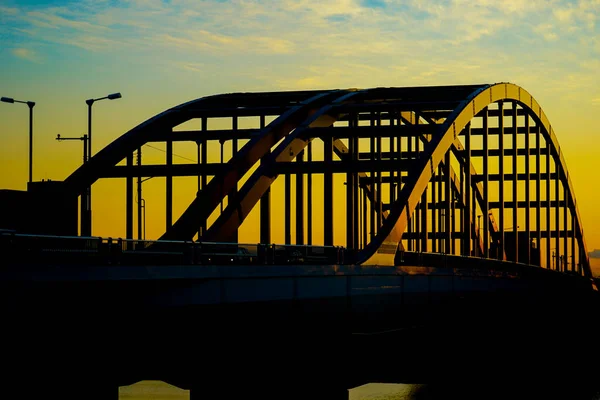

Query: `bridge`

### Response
(1, 82, 600, 399)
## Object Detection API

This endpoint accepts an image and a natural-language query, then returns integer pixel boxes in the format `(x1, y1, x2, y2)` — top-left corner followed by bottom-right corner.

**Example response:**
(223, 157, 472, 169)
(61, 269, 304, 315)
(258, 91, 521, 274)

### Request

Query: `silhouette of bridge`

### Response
(1, 82, 599, 399)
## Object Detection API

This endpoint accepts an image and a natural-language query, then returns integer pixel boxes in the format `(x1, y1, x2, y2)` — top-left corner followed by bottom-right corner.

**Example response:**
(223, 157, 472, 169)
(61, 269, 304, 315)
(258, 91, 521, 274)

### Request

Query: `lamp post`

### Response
(83, 92, 122, 236)
(1, 96, 35, 184)
(56, 134, 89, 236)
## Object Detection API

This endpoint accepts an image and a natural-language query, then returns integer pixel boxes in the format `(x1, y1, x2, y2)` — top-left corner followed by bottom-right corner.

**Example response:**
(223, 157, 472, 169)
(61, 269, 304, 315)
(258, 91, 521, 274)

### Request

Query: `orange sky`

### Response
(1, 0, 599, 258)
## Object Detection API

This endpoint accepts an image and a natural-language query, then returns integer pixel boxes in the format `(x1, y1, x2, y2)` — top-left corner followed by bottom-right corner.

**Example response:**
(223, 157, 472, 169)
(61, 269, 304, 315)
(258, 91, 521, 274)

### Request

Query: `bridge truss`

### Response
(63, 83, 591, 276)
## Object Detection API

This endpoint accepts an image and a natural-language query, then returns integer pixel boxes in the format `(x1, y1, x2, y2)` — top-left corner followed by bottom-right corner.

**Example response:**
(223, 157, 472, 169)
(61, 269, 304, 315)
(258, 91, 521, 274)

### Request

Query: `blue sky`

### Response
(1, 0, 599, 248)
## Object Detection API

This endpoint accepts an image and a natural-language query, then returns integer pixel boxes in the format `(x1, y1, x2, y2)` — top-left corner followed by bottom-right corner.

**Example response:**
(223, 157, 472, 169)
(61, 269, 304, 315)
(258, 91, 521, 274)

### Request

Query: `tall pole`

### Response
(85, 100, 93, 236)
(28, 102, 34, 183)
(55, 133, 89, 236)
(1, 97, 36, 185)
(82, 92, 121, 237)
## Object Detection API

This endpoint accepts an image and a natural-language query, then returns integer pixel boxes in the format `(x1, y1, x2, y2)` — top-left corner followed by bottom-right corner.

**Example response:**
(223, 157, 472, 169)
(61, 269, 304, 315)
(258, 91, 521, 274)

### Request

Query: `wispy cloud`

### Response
(534, 23, 559, 41)
(11, 48, 40, 62)
(0, 6, 19, 16)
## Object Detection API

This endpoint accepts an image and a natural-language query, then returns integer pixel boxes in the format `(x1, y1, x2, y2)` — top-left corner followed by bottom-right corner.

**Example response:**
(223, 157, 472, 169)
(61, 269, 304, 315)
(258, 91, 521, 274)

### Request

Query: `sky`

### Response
(1, 0, 599, 263)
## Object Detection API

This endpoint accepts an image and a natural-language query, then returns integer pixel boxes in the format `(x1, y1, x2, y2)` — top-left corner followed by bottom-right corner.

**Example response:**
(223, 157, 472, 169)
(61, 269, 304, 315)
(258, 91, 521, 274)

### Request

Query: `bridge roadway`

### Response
(1, 234, 600, 399)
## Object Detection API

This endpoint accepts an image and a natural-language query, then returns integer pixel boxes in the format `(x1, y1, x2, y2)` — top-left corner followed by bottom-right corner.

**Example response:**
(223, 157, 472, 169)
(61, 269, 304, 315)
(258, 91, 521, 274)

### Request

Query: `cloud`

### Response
(534, 23, 559, 41)
(0, 6, 19, 16)
(11, 48, 39, 62)
(158, 31, 295, 55)
(25, 9, 110, 32)
(177, 62, 203, 73)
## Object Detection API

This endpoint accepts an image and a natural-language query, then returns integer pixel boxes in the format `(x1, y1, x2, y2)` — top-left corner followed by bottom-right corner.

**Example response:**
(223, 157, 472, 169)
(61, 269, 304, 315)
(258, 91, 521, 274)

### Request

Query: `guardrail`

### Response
(0, 232, 348, 266)
(0, 232, 590, 281)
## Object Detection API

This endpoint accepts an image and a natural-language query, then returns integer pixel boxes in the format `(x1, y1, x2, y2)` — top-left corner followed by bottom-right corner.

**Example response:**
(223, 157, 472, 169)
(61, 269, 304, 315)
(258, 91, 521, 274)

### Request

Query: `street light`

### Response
(1, 96, 36, 183)
(83, 92, 122, 236)
(86, 92, 121, 158)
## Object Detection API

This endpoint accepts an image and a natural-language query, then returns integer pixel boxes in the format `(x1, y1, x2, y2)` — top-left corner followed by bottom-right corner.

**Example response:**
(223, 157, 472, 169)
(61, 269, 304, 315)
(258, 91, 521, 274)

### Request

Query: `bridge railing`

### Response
(396, 250, 591, 280)
(0, 232, 348, 266)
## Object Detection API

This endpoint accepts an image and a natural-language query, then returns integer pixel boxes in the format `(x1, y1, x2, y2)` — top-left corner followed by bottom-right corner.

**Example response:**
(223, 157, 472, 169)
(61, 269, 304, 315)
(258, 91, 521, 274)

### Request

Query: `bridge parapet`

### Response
(2, 233, 594, 289)
(0, 232, 346, 266)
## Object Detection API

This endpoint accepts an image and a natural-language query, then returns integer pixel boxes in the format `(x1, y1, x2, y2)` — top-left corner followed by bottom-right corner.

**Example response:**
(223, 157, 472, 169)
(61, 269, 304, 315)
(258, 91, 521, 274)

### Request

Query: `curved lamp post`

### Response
(1, 96, 36, 184)
(82, 92, 121, 236)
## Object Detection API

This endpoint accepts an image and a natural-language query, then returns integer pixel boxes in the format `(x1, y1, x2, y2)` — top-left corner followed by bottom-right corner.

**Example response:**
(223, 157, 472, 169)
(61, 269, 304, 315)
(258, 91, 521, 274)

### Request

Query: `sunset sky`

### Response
(1, 0, 599, 260)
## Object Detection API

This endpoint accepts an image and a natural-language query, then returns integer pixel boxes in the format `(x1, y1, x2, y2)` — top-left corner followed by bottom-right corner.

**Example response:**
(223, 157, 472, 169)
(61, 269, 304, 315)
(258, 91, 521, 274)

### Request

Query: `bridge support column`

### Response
(463, 123, 472, 256)
(498, 101, 505, 259)
(126, 153, 133, 241)
(324, 135, 333, 246)
(166, 138, 173, 230)
(229, 116, 238, 243)
(482, 107, 489, 258)
(296, 149, 304, 245)
(307, 142, 312, 245)
(260, 115, 271, 244)
(137, 147, 143, 241)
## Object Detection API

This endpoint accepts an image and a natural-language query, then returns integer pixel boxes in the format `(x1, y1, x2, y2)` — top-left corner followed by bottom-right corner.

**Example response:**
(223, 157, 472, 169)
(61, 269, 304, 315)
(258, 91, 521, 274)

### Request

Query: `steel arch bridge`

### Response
(62, 82, 591, 277)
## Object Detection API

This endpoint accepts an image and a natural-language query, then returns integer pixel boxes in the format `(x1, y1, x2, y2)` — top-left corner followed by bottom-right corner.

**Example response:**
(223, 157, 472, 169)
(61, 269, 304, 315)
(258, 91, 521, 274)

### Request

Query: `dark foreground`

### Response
(2, 263, 600, 399)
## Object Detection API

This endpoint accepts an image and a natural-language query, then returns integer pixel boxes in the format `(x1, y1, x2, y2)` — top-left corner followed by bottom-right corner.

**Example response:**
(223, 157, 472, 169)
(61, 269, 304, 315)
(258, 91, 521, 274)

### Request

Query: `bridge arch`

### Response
(62, 83, 590, 276)
(358, 83, 590, 277)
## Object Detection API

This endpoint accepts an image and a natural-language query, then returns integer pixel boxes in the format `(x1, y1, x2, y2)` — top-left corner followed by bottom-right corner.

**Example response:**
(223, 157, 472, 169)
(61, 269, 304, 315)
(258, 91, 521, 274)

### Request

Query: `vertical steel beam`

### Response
(438, 162, 443, 252)
(407, 128, 412, 251)
(324, 135, 334, 246)
(347, 115, 357, 249)
(259, 115, 271, 244)
(389, 117, 395, 206)
(126, 153, 133, 240)
(285, 171, 291, 245)
(563, 176, 568, 271)
(230, 116, 239, 242)
(431, 169, 437, 253)
(535, 123, 541, 266)
(546, 137, 552, 269)
(464, 123, 472, 256)
(555, 161, 560, 270)
(444, 152, 451, 254)
(459, 163, 464, 254)
(512, 102, 519, 263)
(199, 117, 208, 238)
(498, 101, 505, 260)
(414, 133, 421, 252)
(482, 107, 489, 258)
(397, 117, 404, 250)
(307, 142, 312, 245)
(166, 139, 173, 230)
(358, 181, 362, 248)
(524, 114, 531, 264)
(370, 115, 376, 242)
(296, 149, 304, 245)
(137, 147, 142, 241)
(353, 134, 360, 250)
(438, 165, 443, 252)
(362, 184, 367, 248)
(376, 113, 382, 232)
(571, 213, 576, 273)
(472, 188, 477, 255)
(421, 189, 428, 252)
